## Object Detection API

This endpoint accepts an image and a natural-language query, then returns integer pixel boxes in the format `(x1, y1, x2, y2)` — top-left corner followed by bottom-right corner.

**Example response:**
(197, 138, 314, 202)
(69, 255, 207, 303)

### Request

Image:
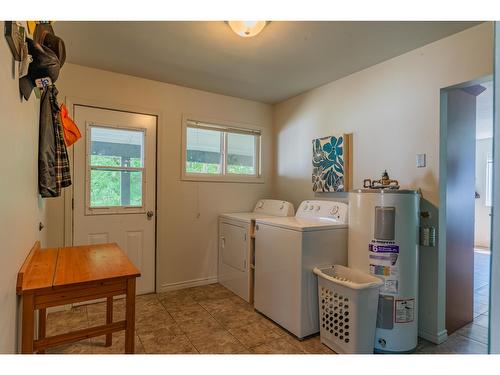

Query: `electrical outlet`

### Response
(416, 153, 426, 168)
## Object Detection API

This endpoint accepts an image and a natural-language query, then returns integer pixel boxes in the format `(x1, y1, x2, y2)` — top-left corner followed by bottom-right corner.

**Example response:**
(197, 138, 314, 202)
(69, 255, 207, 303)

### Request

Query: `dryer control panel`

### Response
(253, 199, 295, 217)
(296, 200, 348, 223)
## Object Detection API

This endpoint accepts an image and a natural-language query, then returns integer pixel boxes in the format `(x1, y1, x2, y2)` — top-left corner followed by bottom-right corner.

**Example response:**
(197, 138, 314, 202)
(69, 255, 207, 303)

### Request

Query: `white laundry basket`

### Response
(313, 265, 383, 354)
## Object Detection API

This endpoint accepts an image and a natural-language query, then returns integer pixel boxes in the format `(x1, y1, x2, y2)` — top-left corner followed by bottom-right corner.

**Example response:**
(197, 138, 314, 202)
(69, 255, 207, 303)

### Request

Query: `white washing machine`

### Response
(254, 200, 348, 339)
(219, 199, 295, 303)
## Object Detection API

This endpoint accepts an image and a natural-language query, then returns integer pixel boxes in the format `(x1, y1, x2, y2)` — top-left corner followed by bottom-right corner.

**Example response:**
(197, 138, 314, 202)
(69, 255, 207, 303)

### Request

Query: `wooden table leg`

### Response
(105, 296, 113, 347)
(124, 278, 136, 354)
(21, 293, 35, 354)
(38, 308, 46, 354)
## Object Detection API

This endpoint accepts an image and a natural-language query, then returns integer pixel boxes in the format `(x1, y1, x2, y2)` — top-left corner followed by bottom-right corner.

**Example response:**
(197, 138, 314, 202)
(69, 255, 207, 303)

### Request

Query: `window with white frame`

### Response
(87, 124, 146, 212)
(485, 157, 493, 207)
(183, 119, 261, 180)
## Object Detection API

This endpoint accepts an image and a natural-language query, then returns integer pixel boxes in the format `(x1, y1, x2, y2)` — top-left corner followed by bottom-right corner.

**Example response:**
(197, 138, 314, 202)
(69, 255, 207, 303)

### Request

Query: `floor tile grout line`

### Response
(195, 297, 249, 353)
(454, 332, 489, 347)
(141, 294, 200, 354)
(176, 300, 208, 354)
(184, 292, 271, 353)
(171, 291, 287, 353)
(135, 332, 148, 354)
(184, 332, 201, 354)
(136, 293, 196, 354)
(154, 293, 177, 322)
(223, 321, 252, 352)
(197, 294, 304, 353)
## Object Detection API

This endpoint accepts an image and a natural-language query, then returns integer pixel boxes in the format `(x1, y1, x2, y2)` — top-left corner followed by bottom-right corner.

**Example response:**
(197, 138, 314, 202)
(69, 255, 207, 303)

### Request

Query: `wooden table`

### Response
(17, 242, 140, 354)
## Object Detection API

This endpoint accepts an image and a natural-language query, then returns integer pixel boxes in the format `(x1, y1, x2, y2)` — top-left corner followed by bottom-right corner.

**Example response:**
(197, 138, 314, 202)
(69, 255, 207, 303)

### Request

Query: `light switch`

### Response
(416, 153, 426, 168)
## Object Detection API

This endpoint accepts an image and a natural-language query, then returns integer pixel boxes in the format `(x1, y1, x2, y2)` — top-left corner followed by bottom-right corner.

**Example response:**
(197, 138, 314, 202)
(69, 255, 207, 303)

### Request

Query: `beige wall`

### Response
(48, 63, 274, 292)
(475, 138, 493, 249)
(0, 38, 45, 352)
(272, 23, 493, 342)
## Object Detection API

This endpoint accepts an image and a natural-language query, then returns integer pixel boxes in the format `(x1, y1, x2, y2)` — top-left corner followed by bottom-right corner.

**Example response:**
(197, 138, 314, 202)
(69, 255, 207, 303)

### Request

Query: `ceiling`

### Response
(54, 21, 482, 104)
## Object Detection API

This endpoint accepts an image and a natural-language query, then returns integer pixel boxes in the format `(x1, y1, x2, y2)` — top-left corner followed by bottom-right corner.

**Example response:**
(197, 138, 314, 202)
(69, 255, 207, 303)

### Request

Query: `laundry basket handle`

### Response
(313, 267, 383, 290)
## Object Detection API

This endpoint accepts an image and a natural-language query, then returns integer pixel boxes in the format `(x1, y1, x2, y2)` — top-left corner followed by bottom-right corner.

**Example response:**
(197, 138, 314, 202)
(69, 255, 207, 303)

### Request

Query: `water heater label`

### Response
(369, 243, 400, 294)
(382, 280, 398, 294)
(395, 298, 415, 323)
(369, 244, 399, 253)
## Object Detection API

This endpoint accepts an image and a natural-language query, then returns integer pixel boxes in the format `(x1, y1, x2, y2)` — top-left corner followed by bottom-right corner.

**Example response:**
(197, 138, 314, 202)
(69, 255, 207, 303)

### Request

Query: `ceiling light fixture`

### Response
(227, 21, 267, 38)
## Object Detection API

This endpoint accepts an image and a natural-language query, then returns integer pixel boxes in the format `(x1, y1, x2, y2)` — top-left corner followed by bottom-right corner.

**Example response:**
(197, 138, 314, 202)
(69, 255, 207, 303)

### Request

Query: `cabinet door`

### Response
(220, 222, 247, 271)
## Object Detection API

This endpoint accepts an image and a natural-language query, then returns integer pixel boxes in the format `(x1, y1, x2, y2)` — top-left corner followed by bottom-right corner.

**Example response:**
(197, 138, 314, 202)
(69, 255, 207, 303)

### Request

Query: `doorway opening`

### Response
(440, 77, 493, 353)
(473, 80, 493, 327)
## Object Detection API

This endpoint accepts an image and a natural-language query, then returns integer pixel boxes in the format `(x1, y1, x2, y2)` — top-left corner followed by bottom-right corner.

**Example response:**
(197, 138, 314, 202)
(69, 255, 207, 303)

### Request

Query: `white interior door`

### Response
(73, 105, 157, 294)
(444, 87, 477, 333)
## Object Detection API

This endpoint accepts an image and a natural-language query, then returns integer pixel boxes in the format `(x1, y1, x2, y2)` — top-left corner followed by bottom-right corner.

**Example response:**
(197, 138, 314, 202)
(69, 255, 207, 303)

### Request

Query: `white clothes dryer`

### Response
(218, 199, 294, 303)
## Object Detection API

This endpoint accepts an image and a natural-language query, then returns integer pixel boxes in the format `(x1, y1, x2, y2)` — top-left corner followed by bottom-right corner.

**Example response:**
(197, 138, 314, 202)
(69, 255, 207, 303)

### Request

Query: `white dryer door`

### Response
(220, 222, 247, 271)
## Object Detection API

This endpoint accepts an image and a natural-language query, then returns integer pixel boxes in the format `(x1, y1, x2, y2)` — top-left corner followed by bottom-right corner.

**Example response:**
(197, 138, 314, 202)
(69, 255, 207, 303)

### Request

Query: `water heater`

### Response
(348, 189, 420, 353)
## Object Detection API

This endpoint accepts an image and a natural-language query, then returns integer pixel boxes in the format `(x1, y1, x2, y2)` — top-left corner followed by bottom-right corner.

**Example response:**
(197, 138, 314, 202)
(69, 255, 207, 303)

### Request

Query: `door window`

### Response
(87, 125, 146, 213)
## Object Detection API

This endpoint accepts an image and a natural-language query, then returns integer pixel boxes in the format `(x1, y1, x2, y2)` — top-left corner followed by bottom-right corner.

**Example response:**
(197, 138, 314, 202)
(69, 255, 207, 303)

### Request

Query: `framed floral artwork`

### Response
(312, 133, 352, 192)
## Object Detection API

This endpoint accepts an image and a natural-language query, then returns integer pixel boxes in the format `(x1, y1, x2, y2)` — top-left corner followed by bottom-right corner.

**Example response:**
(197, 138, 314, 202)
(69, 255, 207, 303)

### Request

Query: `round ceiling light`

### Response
(227, 21, 267, 38)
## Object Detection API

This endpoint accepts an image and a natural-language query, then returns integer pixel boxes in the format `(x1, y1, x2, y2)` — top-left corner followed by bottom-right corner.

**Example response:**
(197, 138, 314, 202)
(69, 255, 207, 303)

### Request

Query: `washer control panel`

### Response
(296, 200, 348, 223)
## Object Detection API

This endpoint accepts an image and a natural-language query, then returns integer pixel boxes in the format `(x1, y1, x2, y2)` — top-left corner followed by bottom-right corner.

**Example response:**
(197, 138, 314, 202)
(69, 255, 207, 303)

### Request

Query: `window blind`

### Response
(186, 119, 261, 136)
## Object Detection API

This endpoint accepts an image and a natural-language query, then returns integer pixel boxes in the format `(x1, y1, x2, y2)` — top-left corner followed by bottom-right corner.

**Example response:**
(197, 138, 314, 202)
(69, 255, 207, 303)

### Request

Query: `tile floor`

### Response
(46, 251, 491, 355)
(45, 283, 334, 354)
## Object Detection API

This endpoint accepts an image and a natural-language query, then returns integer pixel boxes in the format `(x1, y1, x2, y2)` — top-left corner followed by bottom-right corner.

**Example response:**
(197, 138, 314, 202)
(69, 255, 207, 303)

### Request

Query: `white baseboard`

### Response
(419, 328, 448, 344)
(158, 276, 218, 293)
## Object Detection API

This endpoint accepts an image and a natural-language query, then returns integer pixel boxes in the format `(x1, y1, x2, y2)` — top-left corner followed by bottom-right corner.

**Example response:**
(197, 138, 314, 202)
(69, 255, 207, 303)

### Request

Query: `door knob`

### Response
(146, 210, 154, 220)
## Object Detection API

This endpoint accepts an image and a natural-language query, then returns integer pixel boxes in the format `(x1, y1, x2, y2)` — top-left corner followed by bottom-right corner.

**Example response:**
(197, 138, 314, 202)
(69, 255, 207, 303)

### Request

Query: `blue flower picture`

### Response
(312, 135, 350, 192)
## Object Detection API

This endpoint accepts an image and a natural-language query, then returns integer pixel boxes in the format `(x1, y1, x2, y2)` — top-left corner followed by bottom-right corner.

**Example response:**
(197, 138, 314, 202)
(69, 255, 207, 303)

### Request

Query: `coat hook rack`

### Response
(34, 76, 52, 98)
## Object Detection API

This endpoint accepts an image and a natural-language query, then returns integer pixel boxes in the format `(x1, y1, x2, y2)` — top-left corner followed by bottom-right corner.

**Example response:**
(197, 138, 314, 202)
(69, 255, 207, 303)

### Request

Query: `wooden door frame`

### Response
(439, 75, 493, 339)
(64, 96, 162, 293)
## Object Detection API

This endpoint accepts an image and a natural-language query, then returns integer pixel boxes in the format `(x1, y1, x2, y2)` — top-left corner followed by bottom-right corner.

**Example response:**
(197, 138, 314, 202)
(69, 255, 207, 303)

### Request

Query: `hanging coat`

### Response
(38, 85, 71, 197)
(38, 87, 57, 197)
(50, 86, 71, 192)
